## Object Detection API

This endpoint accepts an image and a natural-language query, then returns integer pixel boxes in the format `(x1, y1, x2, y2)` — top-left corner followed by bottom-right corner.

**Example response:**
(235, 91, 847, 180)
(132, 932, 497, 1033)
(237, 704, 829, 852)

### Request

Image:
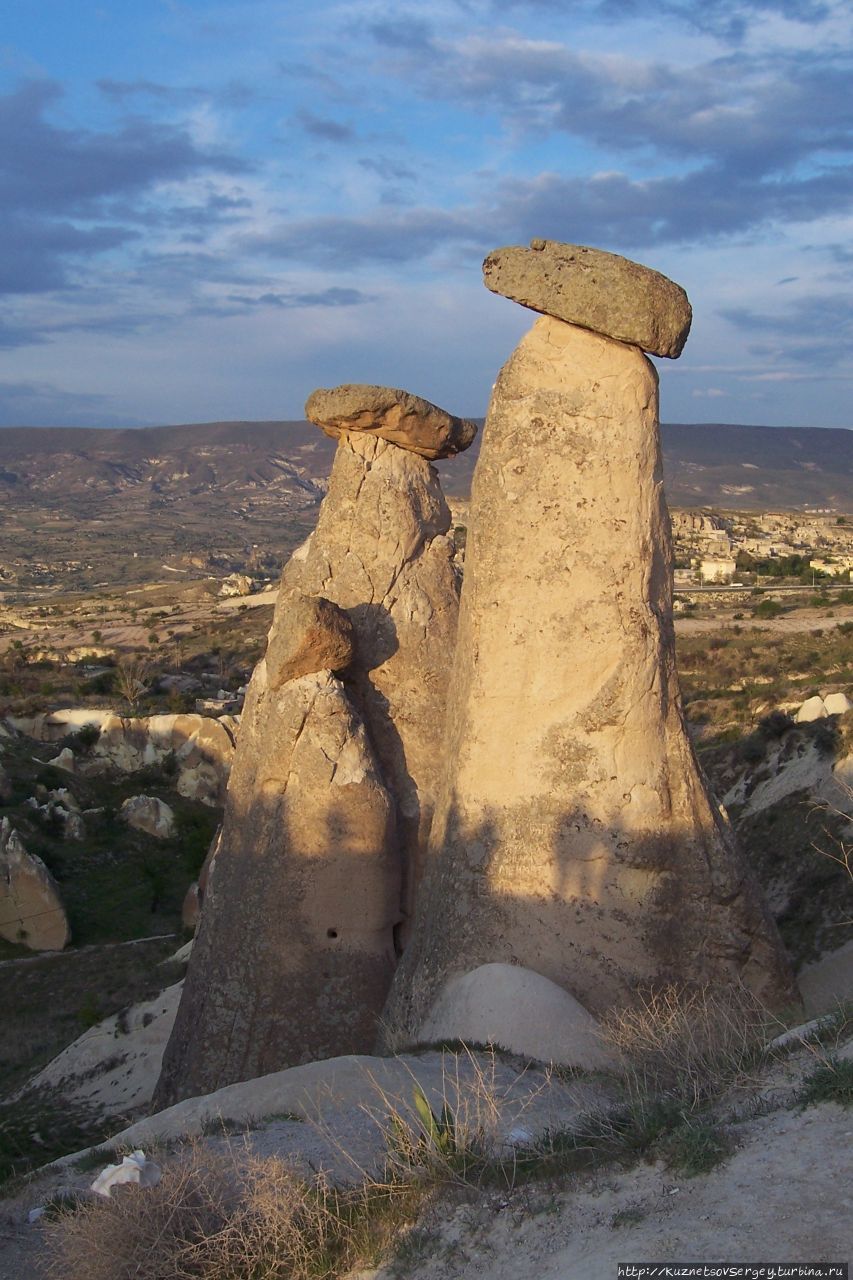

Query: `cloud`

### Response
(0, 79, 250, 297)
(0, 322, 48, 350)
(296, 111, 356, 143)
(244, 206, 483, 266)
(720, 293, 853, 366)
(224, 287, 374, 308)
(358, 155, 417, 182)
(0, 379, 116, 427)
(367, 15, 438, 52)
(487, 0, 832, 41)
(428, 36, 853, 178)
(241, 155, 853, 273)
(97, 78, 253, 108)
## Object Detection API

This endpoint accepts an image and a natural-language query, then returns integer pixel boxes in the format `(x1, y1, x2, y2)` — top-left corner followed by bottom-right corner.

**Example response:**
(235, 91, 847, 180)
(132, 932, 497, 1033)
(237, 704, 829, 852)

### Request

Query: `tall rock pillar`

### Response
(383, 242, 797, 1042)
(156, 387, 474, 1105)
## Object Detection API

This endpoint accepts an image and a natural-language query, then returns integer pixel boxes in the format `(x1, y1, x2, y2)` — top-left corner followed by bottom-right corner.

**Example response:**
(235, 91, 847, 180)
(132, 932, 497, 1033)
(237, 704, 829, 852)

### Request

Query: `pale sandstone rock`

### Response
(305, 384, 478, 460)
(0, 817, 69, 951)
(482, 240, 692, 358)
(279, 432, 461, 927)
(120, 795, 176, 839)
(265, 593, 354, 690)
(383, 317, 796, 1041)
(21, 982, 183, 1116)
(219, 572, 255, 598)
(156, 430, 462, 1104)
(181, 881, 202, 931)
(823, 691, 852, 716)
(796, 696, 828, 723)
(47, 747, 76, 774)
(155, 670, 400, 1104)
(418, 963, 616, 1070)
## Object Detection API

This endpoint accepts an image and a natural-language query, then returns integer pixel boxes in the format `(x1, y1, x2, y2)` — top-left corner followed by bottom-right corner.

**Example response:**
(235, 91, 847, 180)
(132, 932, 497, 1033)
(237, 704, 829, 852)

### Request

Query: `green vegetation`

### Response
(799, 1056, 853, 1109)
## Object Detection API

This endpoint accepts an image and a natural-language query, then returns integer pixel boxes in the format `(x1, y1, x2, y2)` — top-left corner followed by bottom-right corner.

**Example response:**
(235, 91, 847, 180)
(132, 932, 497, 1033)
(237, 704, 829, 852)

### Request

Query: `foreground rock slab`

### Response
(384, 314, 795, 1040)
(306, 384, 478, 459)
(483, 240, 692, 358)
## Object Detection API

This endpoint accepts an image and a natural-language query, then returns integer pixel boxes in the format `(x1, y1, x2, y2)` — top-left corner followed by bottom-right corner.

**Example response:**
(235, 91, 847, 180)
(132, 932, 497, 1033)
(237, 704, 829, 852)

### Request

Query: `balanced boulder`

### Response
(265, 593, 354, 689)
(305, 384, 478, 460)
(482, 240, 692, 358)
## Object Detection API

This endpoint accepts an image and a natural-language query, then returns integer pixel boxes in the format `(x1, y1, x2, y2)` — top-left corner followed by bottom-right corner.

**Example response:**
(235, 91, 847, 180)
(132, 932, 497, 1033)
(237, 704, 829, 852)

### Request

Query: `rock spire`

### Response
(155, 386, 473, 1105)
(382, 244, 796, 1044)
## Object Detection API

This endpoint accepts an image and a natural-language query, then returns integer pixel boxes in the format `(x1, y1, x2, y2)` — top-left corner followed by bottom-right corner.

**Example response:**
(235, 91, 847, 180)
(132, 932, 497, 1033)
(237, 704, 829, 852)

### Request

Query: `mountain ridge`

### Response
(1, 419, 852, 511)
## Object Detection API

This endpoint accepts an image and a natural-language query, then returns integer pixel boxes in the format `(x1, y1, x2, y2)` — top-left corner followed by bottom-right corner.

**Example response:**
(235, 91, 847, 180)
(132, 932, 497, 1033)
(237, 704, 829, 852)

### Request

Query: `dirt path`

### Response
(360, 1100, 852, 1279)
(676, 607, 853, 635)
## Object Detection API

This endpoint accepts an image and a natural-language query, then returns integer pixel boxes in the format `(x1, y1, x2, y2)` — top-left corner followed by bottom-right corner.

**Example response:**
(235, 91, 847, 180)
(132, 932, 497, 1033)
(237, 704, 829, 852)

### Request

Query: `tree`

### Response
(115, 654, 151, 709)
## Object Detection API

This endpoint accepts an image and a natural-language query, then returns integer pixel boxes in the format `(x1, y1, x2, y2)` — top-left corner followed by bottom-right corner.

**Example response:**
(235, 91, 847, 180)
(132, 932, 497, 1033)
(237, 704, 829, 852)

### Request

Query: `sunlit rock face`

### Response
(383, 314, 797, 1044)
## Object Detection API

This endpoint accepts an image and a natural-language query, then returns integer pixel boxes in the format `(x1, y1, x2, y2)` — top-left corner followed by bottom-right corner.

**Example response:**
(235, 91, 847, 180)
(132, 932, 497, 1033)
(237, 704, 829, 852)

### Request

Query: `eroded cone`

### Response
(382, 310, 796, 1045)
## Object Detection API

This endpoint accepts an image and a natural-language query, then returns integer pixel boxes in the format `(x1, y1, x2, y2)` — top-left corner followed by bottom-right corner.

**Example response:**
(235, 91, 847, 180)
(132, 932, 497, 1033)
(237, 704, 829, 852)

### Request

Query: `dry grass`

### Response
(41, 1137, 422, 1280)
(40, 990, 800, 1278)
(598, 982, 780, 1111)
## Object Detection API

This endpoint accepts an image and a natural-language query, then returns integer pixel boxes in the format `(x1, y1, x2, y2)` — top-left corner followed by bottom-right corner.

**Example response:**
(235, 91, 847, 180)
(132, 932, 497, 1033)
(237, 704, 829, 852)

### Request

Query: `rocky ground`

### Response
(0, 1025, 848, 1278)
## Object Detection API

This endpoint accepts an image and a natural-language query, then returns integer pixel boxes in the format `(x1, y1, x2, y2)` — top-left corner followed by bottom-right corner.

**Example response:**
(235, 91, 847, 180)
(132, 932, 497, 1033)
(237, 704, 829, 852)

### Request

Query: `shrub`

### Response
(41, 1138, 422, 1280)
(598, 984, 772, 1111)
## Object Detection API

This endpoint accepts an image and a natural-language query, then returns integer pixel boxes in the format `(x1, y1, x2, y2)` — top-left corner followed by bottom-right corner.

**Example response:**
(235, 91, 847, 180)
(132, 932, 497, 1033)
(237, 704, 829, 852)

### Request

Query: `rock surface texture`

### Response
(156, 411, 469, 1105)
(383, 305, 795, 1042)
(278, 431, 464, 925)
(0, 817, 69, 951)
(306, 384, 478, 460)
(483, 240, 692, 358)
(157, 668, 399, 1103)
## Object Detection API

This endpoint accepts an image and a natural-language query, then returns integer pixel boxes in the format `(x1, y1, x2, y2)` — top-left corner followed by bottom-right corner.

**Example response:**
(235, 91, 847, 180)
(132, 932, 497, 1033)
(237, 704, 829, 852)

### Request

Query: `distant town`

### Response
(671, 508, 853, 586)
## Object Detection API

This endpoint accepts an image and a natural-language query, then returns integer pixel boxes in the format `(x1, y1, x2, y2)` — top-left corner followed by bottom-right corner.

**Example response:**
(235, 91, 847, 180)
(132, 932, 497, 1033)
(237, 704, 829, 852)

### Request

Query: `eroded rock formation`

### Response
(0, 817, 69, 951)
(156, 387, 472, 1104)
(383, 244, 796, 1043)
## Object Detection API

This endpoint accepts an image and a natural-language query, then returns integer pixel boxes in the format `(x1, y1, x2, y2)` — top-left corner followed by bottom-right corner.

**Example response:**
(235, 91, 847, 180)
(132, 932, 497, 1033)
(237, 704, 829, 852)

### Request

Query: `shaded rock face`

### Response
(0, 817, 69, 951)
(280, 432, 461, 925)
(483, 240, 692, 358)
(383, 317, 796, 1041)
(156, 669, 398, 1103)
(156, 431, 461, 1104)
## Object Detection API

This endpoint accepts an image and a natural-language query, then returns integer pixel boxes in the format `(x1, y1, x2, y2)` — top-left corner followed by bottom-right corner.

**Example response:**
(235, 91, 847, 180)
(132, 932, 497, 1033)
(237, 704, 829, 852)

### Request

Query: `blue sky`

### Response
(1, 0, 851, 429)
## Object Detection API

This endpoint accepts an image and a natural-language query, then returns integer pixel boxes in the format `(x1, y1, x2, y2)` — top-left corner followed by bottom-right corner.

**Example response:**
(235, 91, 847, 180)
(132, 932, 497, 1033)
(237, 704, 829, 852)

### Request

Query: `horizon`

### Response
(2, 416, 853, 436)
(1, 1, 851, 431)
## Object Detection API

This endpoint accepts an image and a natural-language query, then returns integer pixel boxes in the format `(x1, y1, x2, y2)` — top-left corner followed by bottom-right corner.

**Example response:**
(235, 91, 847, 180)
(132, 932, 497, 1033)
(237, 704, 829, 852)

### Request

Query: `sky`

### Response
(0, 0, 851, 430)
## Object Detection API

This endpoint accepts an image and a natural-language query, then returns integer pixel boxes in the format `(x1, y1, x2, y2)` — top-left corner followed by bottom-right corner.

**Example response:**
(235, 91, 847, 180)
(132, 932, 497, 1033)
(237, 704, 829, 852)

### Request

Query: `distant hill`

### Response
(661, 423, 853, 511)
(1, 419, 851, 520)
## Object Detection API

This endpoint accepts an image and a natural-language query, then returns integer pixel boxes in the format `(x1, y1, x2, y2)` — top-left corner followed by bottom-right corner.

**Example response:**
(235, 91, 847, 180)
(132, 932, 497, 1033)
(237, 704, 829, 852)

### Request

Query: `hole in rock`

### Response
(327, 928, 338, 939)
